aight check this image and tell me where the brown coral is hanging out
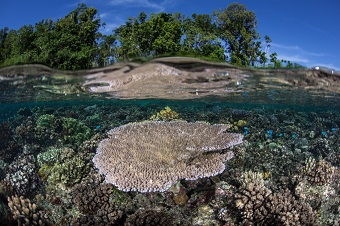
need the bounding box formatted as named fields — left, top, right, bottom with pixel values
left=302, top=157, right=335, bottom=186
left=93, top=121, right=243, bottom=192
left=71, top=174, right=127, bottom=225
left=234, top=171, right=316, bottom=226
left=7, top=194, right=48, bottom=226
left=124, top=208, right=180, bottom=226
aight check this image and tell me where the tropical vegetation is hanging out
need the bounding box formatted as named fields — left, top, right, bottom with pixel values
left=0, top=3, right=304, bottom=70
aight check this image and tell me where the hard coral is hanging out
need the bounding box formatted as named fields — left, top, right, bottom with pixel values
left=71, top=175, right=126, bottom=225
left=235, top=171, right=316, bottom=225
left=4, top=154, right=40, bottom=196
left=0, top=122, right=19, bottom=162
left=150, top=106, right=180, bottom=121
left=93, top=121, right=243, bottom=192
left=7, top=194, right=49, bottom=226
left=47, top=156, right=90, bottom=187
left=124, top=208, right=178, bottom=226
left=35, top=114, right=91, bottom=146
left=302, top=157, right=335, bottom=186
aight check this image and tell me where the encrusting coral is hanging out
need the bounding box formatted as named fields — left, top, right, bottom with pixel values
left=93, top=121, right=243, bottom=192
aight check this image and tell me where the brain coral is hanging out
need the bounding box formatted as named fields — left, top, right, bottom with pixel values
left=93, top=121, right=243, bottom=192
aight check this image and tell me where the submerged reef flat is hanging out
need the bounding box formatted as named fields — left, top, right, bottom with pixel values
left=0, top=101, right=339, bottom=225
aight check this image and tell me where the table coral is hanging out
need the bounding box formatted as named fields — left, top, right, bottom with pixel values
left=93, top=121, right=243, bottom=192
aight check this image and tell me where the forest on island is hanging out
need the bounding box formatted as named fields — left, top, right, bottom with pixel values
left=0, top=3, right=304, bottom=70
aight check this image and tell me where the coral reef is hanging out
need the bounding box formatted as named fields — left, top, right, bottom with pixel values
left=93, top=121, right=243, bottom=192
left=293, top=157, right=338, bottom=225
left=37, top=147, right=63, bottom=167
left=4, top=153, right=40, bottom=196
left=71, top=174, right=128, bottom=225
left=47, top=156, right=90, bottom=187
left=234, top=171, right=316, bottom=225
left=301, top=157, right=335, bottom=186
left=35, top=114, right=91, bottom=146
left=7, top=194, right=49, bottom=225
left=150, top=106, right=180, bottom=121
left=124, top=207, right=187, bottom=226
left=192, top=205, right=219, bottom=226
left=0, top=98, right=339, bottom=225
left=0, top=122, right=19, bottom=162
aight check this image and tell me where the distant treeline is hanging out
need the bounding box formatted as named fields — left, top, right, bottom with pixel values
left=0, top=3, right=304, bottom=70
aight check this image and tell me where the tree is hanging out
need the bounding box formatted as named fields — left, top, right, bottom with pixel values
left=96, top=33, right=117, bottom=66
left=0, top=27, right=9, bottom=62
left=182, top=13, right=225, bottom=60
left=51, top=3, right=101, bottom=69
left=269, top=52, right=282, bottom=68
left=150, top=13, right=182, bottom=55
left=214, top=3, right=263, bottom=66
left=115, top=12, right=182, bottom=60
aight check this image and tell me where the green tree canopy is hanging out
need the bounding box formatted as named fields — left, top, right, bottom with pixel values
left=0, top=3, right=101, bottom=70
left=214, top=3, right=263, bottom=66
left=0, top=2, right=299, bottom=69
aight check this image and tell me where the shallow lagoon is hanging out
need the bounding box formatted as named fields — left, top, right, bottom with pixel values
left=0, top=58, right=339, bottom=225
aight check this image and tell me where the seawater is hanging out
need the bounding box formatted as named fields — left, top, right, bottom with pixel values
left=0, top=62, right=339, bottom=225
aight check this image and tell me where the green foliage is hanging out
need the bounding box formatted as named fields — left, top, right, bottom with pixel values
left=115, top=12, right=182, bottom=60
left=214, top=3, right=263, bottom=66
left=0, top=2, right=300, bottom=69
left=0, top=3, right=101, bottom=69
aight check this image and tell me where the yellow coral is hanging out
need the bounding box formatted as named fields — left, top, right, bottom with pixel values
left=150, top=106, right=179, bottom=121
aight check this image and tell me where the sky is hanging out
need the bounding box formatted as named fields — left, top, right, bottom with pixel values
left=1, top=0, right=339, bottom=70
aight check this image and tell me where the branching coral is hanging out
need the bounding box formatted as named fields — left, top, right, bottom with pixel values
left=35, top=114, right=91, bottom=146
left=234, top=171, right=316, bottom=225
left=93, top=121, right=243, bottom=192
left=7, top=194, right=49, bottom=226
left=71, top=174, right=126, bottom=225
left=4, top=154, right=40, bottom=196
left=150, top=106, right=180, bottom=121
left=47, top=156, right=90, bottom=187
left=301, top=157, right=335, bottom=186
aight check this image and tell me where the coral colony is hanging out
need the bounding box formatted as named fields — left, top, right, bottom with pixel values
left=93, top=121, right=243, bottom=192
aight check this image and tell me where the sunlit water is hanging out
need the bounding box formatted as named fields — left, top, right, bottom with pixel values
left=0, top=59, right=339, bottom=225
